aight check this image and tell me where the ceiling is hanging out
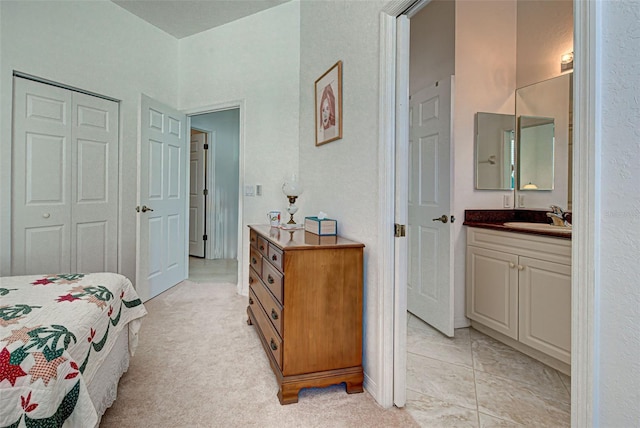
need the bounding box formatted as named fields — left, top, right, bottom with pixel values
left=112, top=0, right=290, bottom=39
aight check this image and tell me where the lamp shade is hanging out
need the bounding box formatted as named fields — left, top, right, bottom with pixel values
left=282, top=173, right=304, bottom=197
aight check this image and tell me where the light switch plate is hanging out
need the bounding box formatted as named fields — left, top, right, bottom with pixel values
left=503, top=195, right=512, bottom=208
left=518, top=194, right=525, bottom=207
left=244, top=185, right=255, bottom=196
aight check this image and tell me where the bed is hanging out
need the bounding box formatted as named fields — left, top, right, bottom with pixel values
left=1, top=272, right=147, bottom=427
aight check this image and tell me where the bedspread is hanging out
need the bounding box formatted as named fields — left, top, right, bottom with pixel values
left=0, top=273, right=147, bottom=428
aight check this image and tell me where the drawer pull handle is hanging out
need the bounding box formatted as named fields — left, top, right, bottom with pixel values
left=270, top=339, right=278, bottom=351
left=271, top=309, right=279, bottom=320
left=272, top=254, right=278, bottom=261
left=252, top=257, right=257, bottom=265
left=249, top=297, right=254, bottom=305
left=268, top=275, right=274, bottom=284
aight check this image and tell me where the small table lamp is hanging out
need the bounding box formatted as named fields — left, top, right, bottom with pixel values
left=282, top=173, right=304, bottom=224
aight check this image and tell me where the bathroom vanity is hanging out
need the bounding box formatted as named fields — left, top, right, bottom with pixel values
left=464, top=210, right=571, bottom=375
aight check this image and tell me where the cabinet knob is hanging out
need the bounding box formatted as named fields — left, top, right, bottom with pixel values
left=260, top=245, right=265, bottom=251
left=271, top=309, right=279, bottom=320
left=249, top=277, right=254, bottom=284
left=517, top=265, right=525, bottom=271
left=249, top=297, right=254, bottom=305
left=270, top=338, right=278, bottom=351
left=509, top=262, right=515, bottom=269
left=252, top=257, right=257, bottom=265
left=272, top=254, right=278, bottom=262
left=267, top=275, right=274, bottom=284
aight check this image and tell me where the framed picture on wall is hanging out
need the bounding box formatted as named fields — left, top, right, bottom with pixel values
left=315, top=61, right=342, bottom=146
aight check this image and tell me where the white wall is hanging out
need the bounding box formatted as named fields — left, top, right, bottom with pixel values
left=0, top=0, right=179, bottom=282
left=178, top=0, right=301, bottom=294
left=453, top=0, right=517, bottom=326
left=298, top=0, right=387, bottom=400
left=191, top=110, right=240, bottom=259
left=597, top=1, right=640, bottom=425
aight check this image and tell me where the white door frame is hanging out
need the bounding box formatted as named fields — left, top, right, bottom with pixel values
left=378, top=0, right=598, bottom=423
left=183, top=100, right=245, bottom=295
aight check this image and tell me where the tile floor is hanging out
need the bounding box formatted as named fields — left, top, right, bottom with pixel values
left=188, top=257, right=238, bottom=283
left=405, top=313, right=571, bottom=427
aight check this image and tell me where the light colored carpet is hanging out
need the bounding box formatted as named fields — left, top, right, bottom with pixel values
left=100, top=280, right=418, bottom=427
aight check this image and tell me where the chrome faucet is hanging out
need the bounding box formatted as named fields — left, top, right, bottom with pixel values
left=547, top=205, right=570, bottom=227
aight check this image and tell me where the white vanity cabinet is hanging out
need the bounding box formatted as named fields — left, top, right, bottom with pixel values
left=466, top=227, right=571, bottom=367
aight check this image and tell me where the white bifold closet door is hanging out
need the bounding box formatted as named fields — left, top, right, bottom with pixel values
left=12, top=77, right=119, bottom=275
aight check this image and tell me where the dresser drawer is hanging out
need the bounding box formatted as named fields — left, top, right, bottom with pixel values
left=250, top=229, right=258, bottom=249
left=267, top=244, right=284, bottom=273
left=262, top=261, right=284, bottom=304
left=257, top=236, right=269, bottom=257
left=250, top=247, right=262, bottom=276
left=250, top=288, right=283, bottom=370
left=251, top=278, right=283, bottom=337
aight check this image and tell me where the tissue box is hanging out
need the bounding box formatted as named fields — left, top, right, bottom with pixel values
left=304, top=216, right=337, bottom=236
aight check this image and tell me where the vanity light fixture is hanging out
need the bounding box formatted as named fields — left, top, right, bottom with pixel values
left=560, top=52, right=574, bottom=72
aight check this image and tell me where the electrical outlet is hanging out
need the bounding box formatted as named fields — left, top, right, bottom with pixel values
left=503, top=195, right=512, bottom=208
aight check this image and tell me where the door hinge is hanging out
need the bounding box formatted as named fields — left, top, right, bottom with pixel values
left=203, top=234, right=208, bottom=241
left=394, top=223, right=406, bottom=238
left=203, top=189, right=208, bottom=196
left=204, top=143, right=209, bottom=150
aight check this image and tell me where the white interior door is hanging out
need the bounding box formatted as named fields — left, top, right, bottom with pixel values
left=406, top=77, right=454, bottom=337
left=12, top=77, right=118, bottom=275
left=189, top=132, right=206, bottom=257
left=137, top=95, right=188, bottom=301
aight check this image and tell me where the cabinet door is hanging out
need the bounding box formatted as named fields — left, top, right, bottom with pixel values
left=466, top=246, right=519, bottom=339
left=518, top=257, right=571, bottom=364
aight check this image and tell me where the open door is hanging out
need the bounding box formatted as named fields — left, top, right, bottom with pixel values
left=189, top=131, right=207, bottom=257
left=136, top=95, right=188, bottom=301
left=406, top=77, right=455, bottom=337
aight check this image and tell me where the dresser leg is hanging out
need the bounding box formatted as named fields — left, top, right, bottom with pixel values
left=345, top=380, right=364, bottom=394
left=277, top=385, right=300, bottom=405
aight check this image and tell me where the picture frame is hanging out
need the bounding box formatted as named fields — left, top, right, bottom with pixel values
left=315, top=61, right=342, bottom=146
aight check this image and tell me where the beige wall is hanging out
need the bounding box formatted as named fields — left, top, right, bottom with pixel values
left=516, top=0, right=573, bottom=88
left=410, top=0, right=455, bottom=93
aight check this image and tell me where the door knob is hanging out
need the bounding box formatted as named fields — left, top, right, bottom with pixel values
left=136, top=205, right=154, bottom=213
left=432, top=215, right=449, bottom=223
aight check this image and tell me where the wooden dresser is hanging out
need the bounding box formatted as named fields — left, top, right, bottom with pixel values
left=246, top=225, right=364, bottom=404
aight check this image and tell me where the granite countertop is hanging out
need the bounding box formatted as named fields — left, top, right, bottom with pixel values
left=463, top=209, right=572, bottom=239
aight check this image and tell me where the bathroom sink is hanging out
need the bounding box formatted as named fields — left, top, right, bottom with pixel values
left=503, top=222, right=572, bottom=234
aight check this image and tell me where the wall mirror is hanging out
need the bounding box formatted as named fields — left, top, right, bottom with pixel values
left=474, top=73, right=572, bottom=210
left=515, top=73, right=572, bottom=208
left=517, top=116, right=554, bottom=191
left=475, top=113, right=515, bottom=190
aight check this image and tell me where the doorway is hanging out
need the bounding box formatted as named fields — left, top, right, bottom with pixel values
left=187, top=108, right=240, bottom=279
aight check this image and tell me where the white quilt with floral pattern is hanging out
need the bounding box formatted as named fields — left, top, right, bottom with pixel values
left=0, top=273, right=147, bottom=428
